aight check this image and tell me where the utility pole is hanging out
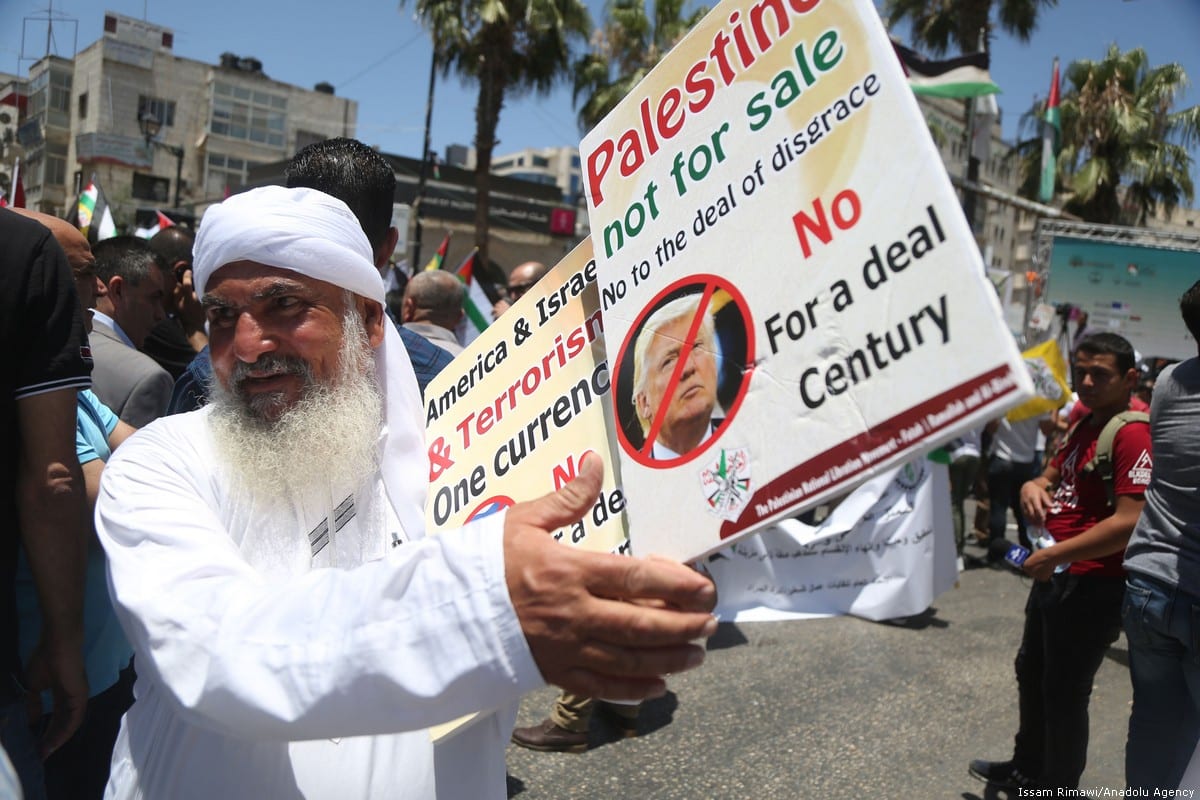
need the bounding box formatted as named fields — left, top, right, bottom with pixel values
left=411, top=34, right=437, bottom=270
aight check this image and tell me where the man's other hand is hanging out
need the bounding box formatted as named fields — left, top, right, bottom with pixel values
left=1019, top=480, right=1052, bottom=525
left=503, top=455, right=717, bottom=701
left=24, top=635, right=88, bottom=758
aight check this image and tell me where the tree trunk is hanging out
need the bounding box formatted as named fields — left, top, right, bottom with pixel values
left=473, top=48, right=507, bottom=275
left=955, top=0, right=991, bottom=54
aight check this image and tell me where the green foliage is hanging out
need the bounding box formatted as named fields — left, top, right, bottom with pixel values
left=1014, top=45, right=1199, bottom=224
left=884, top=0, right=1058, bottom=55
left=402, top=0, right=591, bottom=263
left=572, top=0, right=710, bottom=133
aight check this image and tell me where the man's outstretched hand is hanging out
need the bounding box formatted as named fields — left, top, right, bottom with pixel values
left=503, top=456, right=717, bottom=701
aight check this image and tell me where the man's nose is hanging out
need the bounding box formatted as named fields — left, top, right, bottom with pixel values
left=232, top=313, right=276, bottom=364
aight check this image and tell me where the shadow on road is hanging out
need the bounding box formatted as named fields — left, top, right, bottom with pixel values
left=707, top=622, right=749, bottom=651
left=1105, top=644, right=1129, bottom=668
left=876, top=606, right=949, bottom=631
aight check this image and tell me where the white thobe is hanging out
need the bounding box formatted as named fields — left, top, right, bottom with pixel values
left=97, top=409, right=544, bottom=799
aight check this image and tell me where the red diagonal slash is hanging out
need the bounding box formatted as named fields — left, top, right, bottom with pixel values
left=640, top=282, right=717, bottom=458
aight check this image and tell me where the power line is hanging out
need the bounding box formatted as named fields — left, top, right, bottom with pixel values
left=336, top=30, right=425, bottom=89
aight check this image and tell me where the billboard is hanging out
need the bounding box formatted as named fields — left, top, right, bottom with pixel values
left=1044, top=236, right=1199, bottom=360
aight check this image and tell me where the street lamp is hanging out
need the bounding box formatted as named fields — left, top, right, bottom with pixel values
left=138, top=109, right=184, bottom=209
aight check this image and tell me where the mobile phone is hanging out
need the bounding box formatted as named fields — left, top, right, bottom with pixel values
left=1004, top=543, right=1031, bottom=569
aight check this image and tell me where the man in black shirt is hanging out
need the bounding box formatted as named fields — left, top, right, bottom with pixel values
left=0, top=208, right=92, bottom=794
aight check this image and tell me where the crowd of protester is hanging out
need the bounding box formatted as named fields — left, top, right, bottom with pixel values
left=1, top=136, right=1198, bottom=797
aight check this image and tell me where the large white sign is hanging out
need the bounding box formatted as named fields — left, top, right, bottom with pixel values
left=580, top=0, right=1030, bottom=561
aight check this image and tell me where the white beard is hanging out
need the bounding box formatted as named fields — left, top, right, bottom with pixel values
left=208, top=311, right=383, bottom=531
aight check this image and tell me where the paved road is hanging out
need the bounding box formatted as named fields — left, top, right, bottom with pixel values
left=504, top=538, right=1132, bottom=800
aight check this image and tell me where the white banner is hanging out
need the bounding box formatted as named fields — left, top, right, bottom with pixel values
left=709, top=459, right=957, bottom=622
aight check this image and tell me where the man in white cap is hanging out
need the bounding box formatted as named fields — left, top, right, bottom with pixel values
left=95, top=187, right=716, bottom=798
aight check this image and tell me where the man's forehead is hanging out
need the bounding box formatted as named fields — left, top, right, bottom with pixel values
left=203, top=260, right=354, bottom=309
left=208, top=260, right=317, bottom=290
left=1074, top=351, right=1119, bottom=367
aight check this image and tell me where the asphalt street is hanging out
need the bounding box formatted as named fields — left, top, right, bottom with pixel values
left=504, top=535, right=1132, bottom=800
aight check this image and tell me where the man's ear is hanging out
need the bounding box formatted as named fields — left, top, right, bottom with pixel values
left=92, top=275, right=108, bottom=299
left=361, top=299, right=388, bottom=348
left=375, top=227, right=400, bottom=271
left=107, top=275, right=125, bottom=304
left=400, top=296, right=416, bottom=324
left=635, top=390, right=650, bottom=423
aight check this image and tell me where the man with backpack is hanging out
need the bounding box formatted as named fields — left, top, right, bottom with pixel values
left=970, top=332, right=1151, bottom=792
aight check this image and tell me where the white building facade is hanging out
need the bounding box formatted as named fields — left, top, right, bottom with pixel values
left=17, top=11, right=356, bottom=224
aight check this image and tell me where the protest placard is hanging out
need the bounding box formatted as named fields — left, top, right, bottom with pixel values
left=580, top=0, right=1032, bottom=562
left=423, top=240, right=627, bottom=555
left=1006, top=339, right=1071, bottom=423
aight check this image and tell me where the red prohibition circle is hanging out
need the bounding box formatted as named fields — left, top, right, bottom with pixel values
left=466, top=495, right=515, bottom=521
left=613, top=274, right=755, bottom=469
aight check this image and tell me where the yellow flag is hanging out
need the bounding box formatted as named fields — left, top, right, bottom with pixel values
left=1007, top=339, right=1071, bottom=422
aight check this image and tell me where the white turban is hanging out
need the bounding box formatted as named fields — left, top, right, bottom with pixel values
left=194, top=185, right=428, bottom=543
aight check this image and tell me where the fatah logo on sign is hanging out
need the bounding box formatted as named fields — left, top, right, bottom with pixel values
left=700, top=448, right=752, bottom=522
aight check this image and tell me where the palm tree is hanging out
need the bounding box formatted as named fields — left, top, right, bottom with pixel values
left=1059, top=46, right=1198, bottom=224
left=883, top=0, right=1058, bottom=55
left=403, top=0, right=591, bottom=269
left=572, top=0, right=709, bottom=133
left=1013, top=46, right=1200, bottom=224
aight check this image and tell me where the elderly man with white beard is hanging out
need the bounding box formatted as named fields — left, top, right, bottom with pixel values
left=95, top=187, right=717, bottom=799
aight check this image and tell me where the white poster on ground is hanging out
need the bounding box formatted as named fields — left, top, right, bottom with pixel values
left=709, top=459, right=957, bottom=622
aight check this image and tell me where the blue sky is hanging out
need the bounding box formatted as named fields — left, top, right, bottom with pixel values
left=3, top=0, right=1198, bottom=204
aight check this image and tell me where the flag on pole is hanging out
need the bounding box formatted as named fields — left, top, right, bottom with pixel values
left=1039, top=58, right=1061, bottom=203
left=423, top=232, right=450, bottom=272
left=453, top=249, right=494, bottom=347
left=893, top=42, right=1000, bottom=98
left=1, top=158, right=26, bottom=208
left=77, top=177, right=117, bottom=244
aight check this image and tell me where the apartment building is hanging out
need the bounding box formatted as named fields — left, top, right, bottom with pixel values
left=13, top=11, right=355, bottom=223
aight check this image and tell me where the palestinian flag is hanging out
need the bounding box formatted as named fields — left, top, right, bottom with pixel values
left=77, top=178, right=117, bottom=244
left=134, top=209, right=176, bottom=239
left=452, top=249, right=496, bottom=347
left=423, top=232, right=450, bottom=272
left=1039, top=59, right=1061, bottom=203
left=894, top=42, right=1000, bottom=98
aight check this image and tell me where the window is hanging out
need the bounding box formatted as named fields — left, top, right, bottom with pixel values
left=532, top=155, right=549, bottom=168
left=294, top=130, right=326, bottom=152
left=77, top=91, right=88, bottom=120
left=27, top=69, right=70, bottom=129
left=44, top=155, right=66, bottom=187
left=48, top=71, right=71, bottom=115
left=209, top=81, right=286, bottom=147
left=22, top=152, right=42, bottom=190
left=132, top=173, right=170, bottom=202
left=138, top=95, right=176, bottom=128
left=204, top=152, right=261, bottom=198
